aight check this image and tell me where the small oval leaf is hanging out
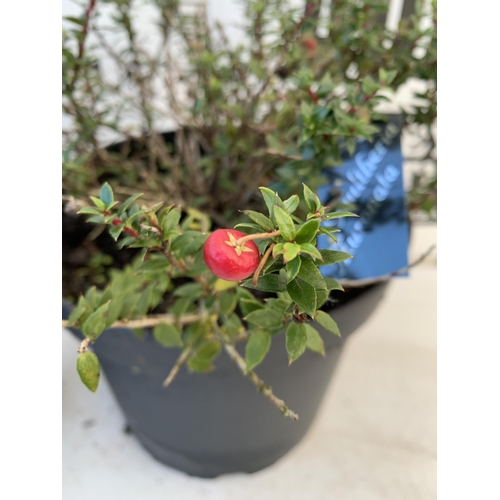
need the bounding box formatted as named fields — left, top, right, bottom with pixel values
left=77, top=351, right=100, bottom=392
left=286, top=323, right=307, bottom=364
left=245, top=330, right=271, bottom=371
left=153, top=322, right=183, bottom=347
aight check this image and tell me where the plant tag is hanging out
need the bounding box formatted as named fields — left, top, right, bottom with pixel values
left=316, top=115, right=409, bottom=280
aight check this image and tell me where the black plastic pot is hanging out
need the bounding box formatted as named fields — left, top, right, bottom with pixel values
left=62, top=281, right=388, bottom=478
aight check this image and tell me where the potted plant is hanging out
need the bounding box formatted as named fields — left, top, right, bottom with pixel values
left=62, top=0, right=437, bottom=477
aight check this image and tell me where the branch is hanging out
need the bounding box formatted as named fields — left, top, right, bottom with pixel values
left=223, top=343, right=299, bottom=420
left=62, top=312, right=206, bottom=331
left=163, top=345, right=192, bottom=388
left=339, top=244, right=436, bottom=288
left=77, top=337, right=91, bottom=354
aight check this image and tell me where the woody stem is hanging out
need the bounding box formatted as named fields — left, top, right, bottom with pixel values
left=252, top=243, right=275, bottom=286
left=235, top=229, right=281, bottom=246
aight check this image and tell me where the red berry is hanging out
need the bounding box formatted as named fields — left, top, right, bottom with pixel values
left=302, top=38, right=317, bottom=51
left=203, top=229, right=260, bottom=281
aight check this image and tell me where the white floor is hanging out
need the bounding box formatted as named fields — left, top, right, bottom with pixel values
left=62, top=224, right=436, bottom=499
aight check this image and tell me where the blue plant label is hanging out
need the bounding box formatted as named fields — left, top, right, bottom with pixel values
left=316, top=115, right=409, bottom=281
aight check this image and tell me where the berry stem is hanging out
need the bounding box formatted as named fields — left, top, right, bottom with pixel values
left=252, top=243, right=275, bottom=286
left=235, top=229, right=281, bottom=246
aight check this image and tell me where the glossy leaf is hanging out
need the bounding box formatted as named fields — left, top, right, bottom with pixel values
left=153, top=322, right=183, bottom=347
left=283, top=242, right=301, bottom=263
left=294, top=219, right=320, bottom=244
left=245, top=308, right=283, bottom=329
left=82, top=302, right=110, bottom=341
left=302, top=183, right=321, bottom=213
left=273, top=206, right=296, bottom=241
left=245, top=330, right=271, bottom=370
left=241, top=273, right=286, bottom=292
left=77, top=351, right=100, bottom=392
left=298, top=256, right=327, bottom=290
left=299, top=243, right=323, bottom=261
left=285, top=257, right=301, bottom=282
left=304, top=324, right=325, bottom=356
left=315, top=310, right=341, bottom=337
left=283, top=194, right=300, bottom=214
left=99, top=183, right=114, bottom=207
left=285, top=323, right=307, bottom=364
left=242, top=210, right=275, bottom=231
left=316, top=250, right=352, bottom=266
left=286, top=277, right=317, bottom=317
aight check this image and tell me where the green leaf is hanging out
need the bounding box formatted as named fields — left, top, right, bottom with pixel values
left=272, top=243, right=284, bottom=258
left=67, top=304, right=86, bottom=326
left=283, top=242, right=301, bottom=263
left=241, top=273, right=286, bottom=292
left=238, top=298, right=263, bottom=316
left=109, top=224, right=124, bottom=241
left=170, top=232, right=207, bottom=258
left=77, top=351, right=100, bottom=392
left=138, top=256, right=169, bottom=273
left=273, top=206, right=296, bottom=241
left=90, top=197, right=106, bottom=211
left=174, top=282, right=203, bottom=297
left=105, top=298, right=123, bottom=327
left=315, top=310, right=341, bottom=337
left=318, top=226, right=339, bottom=242
left=100, top=183, right=114, bottom=207
left=245, top=330, right=271, bottom=370
left=162, top=208, right=181, bottom=234
left=302, top=183, right=321, bottom=213
left=219, top=292, right=238, bottom=316
left=171, top=296, right=192, bottom=318
left=316, top=249, right=352, bottom=266
left=214, top=279, right=238, bottom=292
left=294, top=219, right=320, bottom=244
left=322, top=211, right=358, bottom=220
left=117, top=193, right=143, bottom=217
left=153, top=322, right=183, bottom=347
left=259, top=187, right=285, bottom=219
left=299, top=243, right=323, bottom=261
left=136, top=286, right=153, bottom=316
left=316, top=290, right=329, bottom=308
left=304, top=324, right=325, bottom=356
left=283, top=195, right=300, bottom=214
left=325, top=277, right=344, bottom=291
left=82, top=302, right=110, bottom=341
left=286, top=257, right=301, bottom=282
left=194, top=340, right=221, bottom=361
left=285, top=323, right=307, bottom=364
left=345, top=137, right=357, bottom=157
left=234, top=222, right=265, bottom=232
left=222, top=313, right=244, bottom=337
left=245, top=308, right=283, bottom=329
left=64, top=15, right=85, bottom=26
left=187, top=358, right=214, bottom=373
left=287, top=277, right=317, bottom=317
left=77, top=207, right=102, bottom=215
left=242, top=210, right=275, bottom=231
left=298, top=256, right=327, bottom=290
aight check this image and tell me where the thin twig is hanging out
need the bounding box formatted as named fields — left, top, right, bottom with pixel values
left=339, top=244, right=436, bottom=288
left=223, top=343, right=299, bottom=420
left=77, top=338, right=92, bottom=354
left=62, top=312, right=206, bottom=331
left=163, top=346, right=192, bottom=387
left=253, top=243, right=275, bottom=286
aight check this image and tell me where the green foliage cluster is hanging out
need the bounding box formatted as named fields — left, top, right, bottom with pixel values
left=70, top=183, right=353, bottom=404
left=62, top=0, right=437, bottom=417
